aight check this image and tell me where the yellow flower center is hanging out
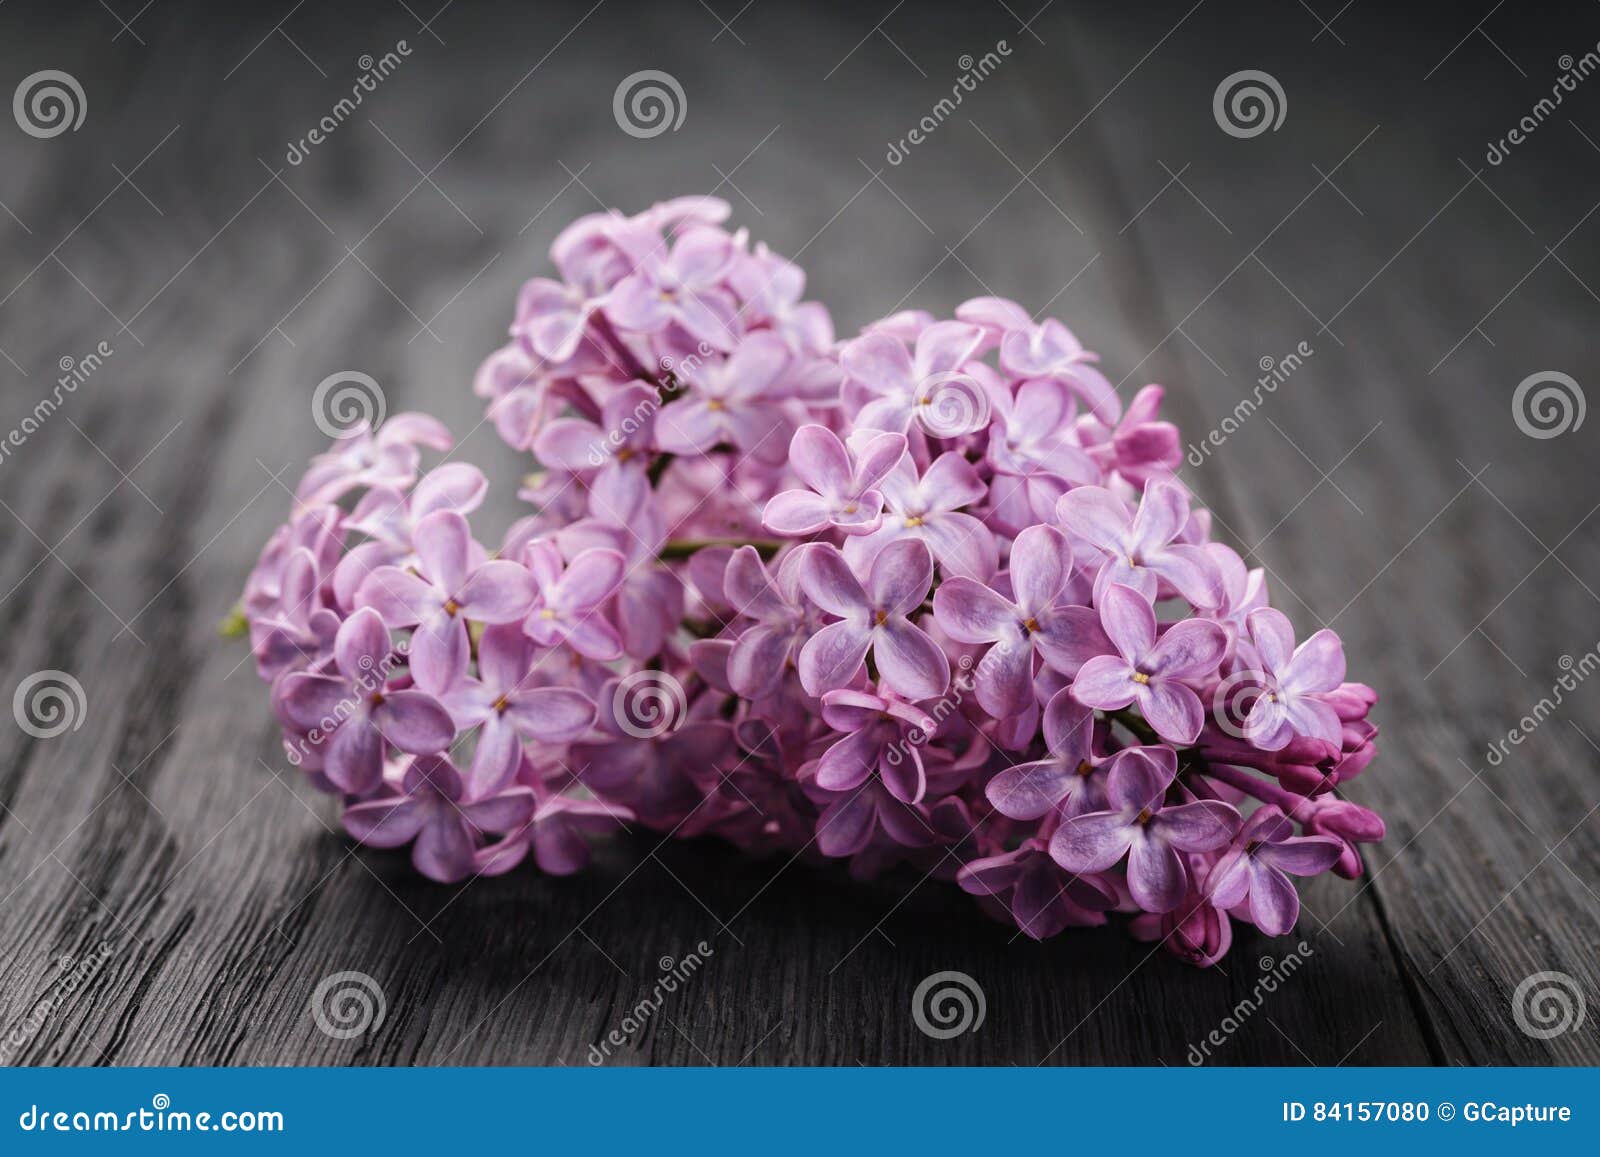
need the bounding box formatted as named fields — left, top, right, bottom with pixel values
left=1131, top=671, right=1151, bottom=685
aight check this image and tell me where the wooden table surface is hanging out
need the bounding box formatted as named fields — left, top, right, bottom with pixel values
left=0, top=0, right=1596, bottom=1066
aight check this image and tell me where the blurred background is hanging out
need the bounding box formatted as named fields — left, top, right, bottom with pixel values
left=0, top=0, right=1595, bottom=1065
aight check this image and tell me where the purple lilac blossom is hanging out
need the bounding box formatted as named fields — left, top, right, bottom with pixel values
left=237, top=198, right=1384, bottom=965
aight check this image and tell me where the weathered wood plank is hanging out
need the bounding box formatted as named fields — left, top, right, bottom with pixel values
left=0, top=0, right=1591, bottom=1067
left=1044, top=1, right=1600, bottom=1064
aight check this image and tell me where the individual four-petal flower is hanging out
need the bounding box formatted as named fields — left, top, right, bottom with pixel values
left=932, top=525, right=1108, bottom=717
left=723, top=545, right=816, bottom=701
left=1206, top=805, right=1343, bottom=934
left=984, top=689, right=1106, bottom=820
left=1056, top=479, right=1221, bottom=608
left=1070, top=584, right=1227, bottom=745
left=842, top=450, right=998, bottom=580
left=522, top=540, right=627, bottom=661
left=276, top=608, right=456, bottom=794
left=438, top=624, right=597, bottom=795
left=356, top=510, right=537, bottom=693
left=1049, top=746, right=1240, bottom=912
left=653, top=333, right=794, bottom=464
left=1242, top=608, right=1347, bottom=751
left=762, top=425, right=907, bottom=536
left=341, top=754, right=538, bottom=884
left=798, top=539, right=950, bottom=700
left=840, top=320, right=985, bottom=435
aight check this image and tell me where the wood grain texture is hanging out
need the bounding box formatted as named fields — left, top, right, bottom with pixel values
left=0, top=0, right=1594, bottom=1067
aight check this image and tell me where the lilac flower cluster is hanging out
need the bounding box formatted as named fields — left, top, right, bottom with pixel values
left=240, top=197, right=1384, bottom=964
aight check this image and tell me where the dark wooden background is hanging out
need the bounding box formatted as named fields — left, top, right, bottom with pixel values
left=0, top=0, right=1596, bottom=1066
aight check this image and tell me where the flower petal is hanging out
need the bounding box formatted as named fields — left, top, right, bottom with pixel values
left=408, top=618, right=469, bottom=694
left=506, top=686, right=596, bottom=743
left=1104, top=745, right=1176, bottom=813
left=413, top=510, right=472, bottom=594
left=973, top=639, right=1035, bottom=717
left=1259, top=834, right=1344, bottom=876
left=1008, top=524, right=1071, bottom=614
left=458, top=560, right=536, bottom=622
left=1156, top=799, right=1241, bottom=853
left=1135, top=678, right=1205, bottom=745
left=788, top=425, right=852, bottom=497
left=815, top=791, right=877, bottom=857
left=1131, top=478, right=1190, bottom=552
left=727, top=624, right=794, bottom=700
left=986, top=757, right=1076, bottom=820
left=412, top=816, right=475, bottom=883
left=342, top=797, right=426, bottom=848
left=867, top=538, right=933, bottom=615
left=874, top=618, right=950, bottom=700
left=374, top=689, right=456, bottom=754
left=324, top=717, right=384, bottom=794
left=1286, top=629, right=1347, bottom=694
left=1033, top=605, right=1114, bottom=676
left=932, top=577, right=1016, bottom=644
left=1247, top=607, right=1297, bottom=675
left=1067, top=654, right=1136, bottom=711
left=1147, top=618, right=1227, bottom=680
left=802, top=545, right=869, bottom=619
left=1049, top=810, right=1134, bottom=874
left=1055, top=486, right=1132, bottom=554
left=797, top=619, right=871, bottom=696
left=1245, top=860, right=1301, bottom=936
left=558, top=548, right=626, bottom=611
left=1097, top=583, right=1156, bottom=663
left=762, top=489, right=834, bottom=535
left=1126, top=832, right=1188, bottom=912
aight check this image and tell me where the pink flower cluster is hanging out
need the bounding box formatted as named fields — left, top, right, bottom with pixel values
left=240, top=197, right=1383, bottom=965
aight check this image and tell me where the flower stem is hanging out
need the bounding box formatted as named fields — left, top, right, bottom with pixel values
left=218, top=604, right=248, bottom=639
left=659, top=537, right=786, bottom=561
left=1198, top=760, right=1296, bottom=808
left=647, top=452, right=676, bottom=487
left=590, top=313, right=658, bottom=386
left=1107, top=708, right=1159, bottom=746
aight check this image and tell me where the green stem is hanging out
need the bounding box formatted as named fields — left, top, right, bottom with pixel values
left=1107, top=708, right=1159, bottom=746
left=646, top=452, right=676, bottom=486
left=218, top=604, right=248, bottom=639
left=659, top=537, right=787, bottom=561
